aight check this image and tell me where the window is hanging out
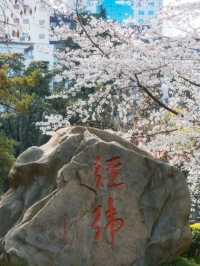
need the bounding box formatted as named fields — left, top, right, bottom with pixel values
left=26, top=50, right=33, bottom=60
left=39, top=33, right=45, bottom=39
left=12, top=30, right=19, bottom=38
left=23, top=19, right=29, bottom=24
left=148, top=10, right=154, bottom=16
left=40, top=2, right=46, bottom=9
left=138, top=1, right=143, bottom=7
left=148, top=1, right=155, bottom=7
left=14, top=18, right=20, bottom=23
left=139, top=18, right=144, bottom=24
left=14, top=4, right=20, bottom=9
left=20, top=32, right=29, bottom=41
left=39, top=19, right=45, bottom=26
left=139, top=10, right=145, bottom=16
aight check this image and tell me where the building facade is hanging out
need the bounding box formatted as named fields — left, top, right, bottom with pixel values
left=132, top=0, right=163, bottom=25
left=0, top=0, right=163, bottom=69
left=99, top=0, right=163, bottom=25
left=84, top=0, right=101, bottom=13
left=0, top=0, right=54, bottom=66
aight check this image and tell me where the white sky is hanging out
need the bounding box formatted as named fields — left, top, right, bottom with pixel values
left=164, top=0, right=200, bottom=6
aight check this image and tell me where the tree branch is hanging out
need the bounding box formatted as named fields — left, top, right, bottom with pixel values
left=75, top=0, right=109, bottom=58
left=0, top=102, right=16, bottom=112
left=133, top=74, right=180, bottom=116
left=179, top=75, right=200, bottom=88
left=132, top=128, right=179, bottom=139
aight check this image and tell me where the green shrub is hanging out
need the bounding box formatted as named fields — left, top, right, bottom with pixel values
left=191, top=224, right=200, bottom=231
left=0, top=133, right=15, bottom=193
left=162, top=257, right=200, bottom=266
left=162, top=224, right=200, bottom=266
left=188, top=224, right=200, bottom=257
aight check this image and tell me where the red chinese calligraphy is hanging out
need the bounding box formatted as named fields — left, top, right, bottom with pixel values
left=91, top=205, right=102, bottom=241
left=94, top=155, right=126, bottom=190
left=91, top=198, right=124, bottom=247
left=91, top=155, right=126, bottom=247
left=94, top=156, right=103, bottom=190
left=106, top=196, right=124, bottom=248
left=106, top=156, right=127, bottom=189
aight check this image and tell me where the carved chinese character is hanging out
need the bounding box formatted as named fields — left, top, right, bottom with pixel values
left=106, top=156, right=127, bottom=189
left=94, top=156, right=103, bottom=190
left=91, top=205, right=102, bottom=241
left=105, top=196, right=124, bottom=248
left=91, top=198, right=124, bottom=247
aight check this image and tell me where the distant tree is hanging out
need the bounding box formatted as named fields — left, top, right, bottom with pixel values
left=0, top=54, right=54, bottom=192
left=0, top=54, right=41, bottom=113
left=0, top=54, right=53, bottom=155
left=0, top=133, right=15, bottom=193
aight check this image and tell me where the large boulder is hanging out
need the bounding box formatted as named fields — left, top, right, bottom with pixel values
left=0, top=126, right=191, bottom=266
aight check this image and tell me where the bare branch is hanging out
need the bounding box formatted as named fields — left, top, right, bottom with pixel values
left=179, top=75, right=200, bottom=87
left=133, top=74, right=180, bottom=116
left=132, top=128, right=179, bottom=139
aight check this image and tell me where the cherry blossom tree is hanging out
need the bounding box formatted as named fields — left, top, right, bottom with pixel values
left=39, top=0, right=200, bottom=219
left=41, top=0, right=199, bottom=127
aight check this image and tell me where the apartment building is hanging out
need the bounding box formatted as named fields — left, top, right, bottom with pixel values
left=0, top=0, right=54, bottom=66
left=132, top=0, right=163, bottom=25
left=100, top=0, right=163, bottom=24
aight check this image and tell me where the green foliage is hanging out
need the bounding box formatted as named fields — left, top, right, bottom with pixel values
left=0, top=53, right=53, bottom=192
left=0, top=54, right=53, bottom=151
left=162, top=225, right=200, bottom=266
left=162, top=257, right=200, bottom=266
left=191, top=224, right=200, bottom=231
left=0, top=133, right=15, bottom=193
left=187, top=226, right=200, bottom=257
left=0, top=54, right=54, bottom=113
left=24, top=61, right=53, bottom=97
left=0, top=55, right=42, bottom=113
left=0, top=53, right=24, bottom=74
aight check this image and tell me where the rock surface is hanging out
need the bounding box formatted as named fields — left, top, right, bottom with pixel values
left=0, top=126, right=191, bottom=266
